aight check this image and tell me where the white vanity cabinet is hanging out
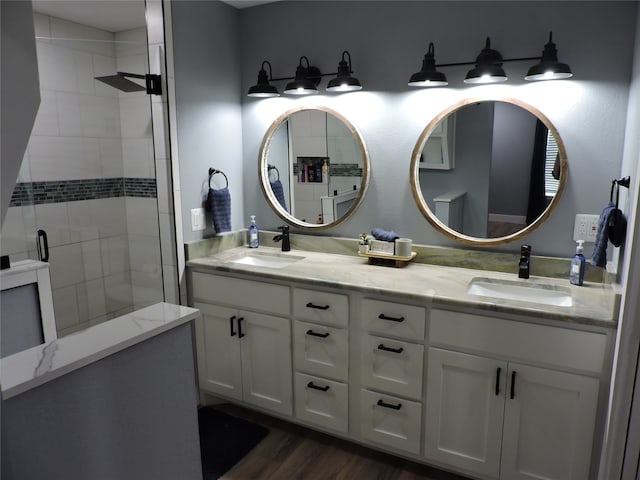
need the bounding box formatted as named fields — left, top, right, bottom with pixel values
left=292, top=288, right=349, bottom=433
left=191, top=272, right=292, bottom=416
left=425, top=309, right=605, bottom=480
left=358, top=298, right=426, bottom=455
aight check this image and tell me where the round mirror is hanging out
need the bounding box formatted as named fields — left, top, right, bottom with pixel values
left=259, top=106, right=370, bottom=229
left=410, top=98, right=568, bottom=246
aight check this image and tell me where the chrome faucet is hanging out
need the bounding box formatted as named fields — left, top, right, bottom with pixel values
left=273, top=225, right=291, bottom=252
left=518, top=245, right=531, bottom=279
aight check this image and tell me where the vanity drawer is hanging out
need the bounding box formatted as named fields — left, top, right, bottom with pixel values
left=294, top=320, right=348, bottom=381
left=191, top=272, right=290, bottom=316
left=361, top=334, right=424, bottom=400
left=362, top=299, right=426, bottom=341
left=293, top=288, right=349, bottom=327
left=294, top=373, right=348, bottom=433
left=429, top=309, right=608, bottom=374
left=359, top=389, right=422, bottom=454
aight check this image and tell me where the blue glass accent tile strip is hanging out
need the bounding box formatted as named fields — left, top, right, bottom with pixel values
left=10, top=178, right=157, bottom=206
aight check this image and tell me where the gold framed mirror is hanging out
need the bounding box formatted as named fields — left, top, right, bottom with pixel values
left=259, top=105, right=370, bottom=230
left=410, top=98, right=568, bottom=246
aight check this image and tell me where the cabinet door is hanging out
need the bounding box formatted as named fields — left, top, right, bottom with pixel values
left=240, top=312, right=293, bottom=416
left=425, top=348, right=506, bottom=479
left=500, top=363, right=600, bottom=480
left=195, top=302, right=242, bottom=401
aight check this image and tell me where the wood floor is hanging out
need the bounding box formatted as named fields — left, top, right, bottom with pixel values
left=213, top=403, right=472, bottom=480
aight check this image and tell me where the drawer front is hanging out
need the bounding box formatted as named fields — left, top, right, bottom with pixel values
left=359, top=389, right=422, bottom=454
left=191, top=271, right=290, bottom=316
left=430, top=309, right=608, bottom=374
left=293, top=288, right=349, bottom=327
left=361, top=335, right=424, bottom=400
left=294, top=373, right=348, bottom=433
left=362, top=299, right=425, bottom=341
left=294, top=321, right=348, bottom=381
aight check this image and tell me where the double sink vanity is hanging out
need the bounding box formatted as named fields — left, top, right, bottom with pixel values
left=187, top=239, right=617, bottom=480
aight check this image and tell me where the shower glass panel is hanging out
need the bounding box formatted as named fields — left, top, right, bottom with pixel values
left=0, top=5, right=165, bottom=336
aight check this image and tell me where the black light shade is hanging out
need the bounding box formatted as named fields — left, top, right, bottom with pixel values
left=248, top=61, right=279, bottom=97
left=408, top=43, right=448, bottom=87
left=284, top=56, right=319, bottom=95
left=464, top=37, right=508, bottom=84
left=326, top=51, right=362, bottom=92
left=525, top=32, right=573, bottom=81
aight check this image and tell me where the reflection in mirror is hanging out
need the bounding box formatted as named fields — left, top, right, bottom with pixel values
left=259, top=107, right=369, bottom=229
left=410, top=99, right=567, bottom=246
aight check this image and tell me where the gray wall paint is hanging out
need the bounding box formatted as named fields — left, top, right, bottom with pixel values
left=238, top=1, right=637, bottom=257
left=1, top=324, right=202, bottom=480
left=0, top=0, right=40, bottom=226
left=171, top=1, right=244, bottom=243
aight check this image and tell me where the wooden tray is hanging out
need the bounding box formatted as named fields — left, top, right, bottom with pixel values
left=358, top=250, right=416, bottom=268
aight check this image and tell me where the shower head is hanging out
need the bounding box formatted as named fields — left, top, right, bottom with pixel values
left=94, top=72, right=161, bottom=95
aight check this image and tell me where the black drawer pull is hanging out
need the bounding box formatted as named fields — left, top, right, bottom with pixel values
left=377, top=344, right=404, bottom=354
left=306, top=329, right=330, bottom=338
left=495, top=367, right=501, bottom=396
left=510, top=371, right=517, bottom=399
left=377, top=399, right=402, bottom=410
left=307, top=382, right=330, bottom=392
left=229, top=316, right=237, bottom=337
left=238, top=317, right=245, bottom=338
left=306, top=302, right=330, bottom=310
left=378, top=313, right=405, bottom=323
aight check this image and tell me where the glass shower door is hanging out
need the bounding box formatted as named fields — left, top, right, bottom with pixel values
left=0, top=1, right=166, bottom=337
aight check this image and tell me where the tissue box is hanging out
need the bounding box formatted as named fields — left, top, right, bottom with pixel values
left=369, top=240, right=395, bottom=255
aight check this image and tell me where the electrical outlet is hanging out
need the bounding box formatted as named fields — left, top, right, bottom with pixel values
left=573, top=214, right=600, bottom=243
left=191, top=208, right=205, bottom=231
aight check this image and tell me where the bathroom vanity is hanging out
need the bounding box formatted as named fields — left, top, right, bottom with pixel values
left=187, top=246, right=616, bottom=480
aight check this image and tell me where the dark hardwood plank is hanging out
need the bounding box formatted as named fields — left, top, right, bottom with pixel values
left=212, top=403, right=472, bottom=480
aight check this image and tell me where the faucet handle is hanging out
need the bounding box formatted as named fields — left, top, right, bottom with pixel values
left=279, top=225, right=290, bottom=234
left=520, top=244, right=531, bottom=257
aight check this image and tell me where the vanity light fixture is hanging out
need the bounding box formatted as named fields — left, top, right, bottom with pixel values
left=248, top=51, right=363, bottom=98
left=525, top=32, right=573, bottom=81
left=464, top=37, right=508, bottom=84
left=326, top=51, right=363, bottom=92
left=247, top=61, right=280, bottom=97
left=284, top=56, right=321, bottom=95
left=408, top=31, right=572, bottom=88
left=408, top=43, right=448, bottom=87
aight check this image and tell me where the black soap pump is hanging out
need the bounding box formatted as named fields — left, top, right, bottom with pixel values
left=518, top=245, right=531, bottom=279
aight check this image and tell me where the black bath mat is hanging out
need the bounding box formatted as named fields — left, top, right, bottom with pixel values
left=198, top=407, right=269, bottom=480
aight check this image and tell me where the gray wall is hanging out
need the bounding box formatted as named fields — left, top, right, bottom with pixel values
left=171, top=1, right=244, bottom=243
left=238, top=1, right=637, bottom=257
left=0, top=0, right=40, bottom=226
left=2, top=324, right=202, bottom=480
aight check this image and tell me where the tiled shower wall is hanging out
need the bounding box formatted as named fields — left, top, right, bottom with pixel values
left=0, top=13, right=168, bottom=336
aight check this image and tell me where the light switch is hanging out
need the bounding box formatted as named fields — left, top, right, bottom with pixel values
left=191, top=208, right=205, bottom=231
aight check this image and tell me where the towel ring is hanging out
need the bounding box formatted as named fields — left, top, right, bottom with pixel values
left=208, top=168, right=228, bottom=189
left=267, top=164, right=280, bottom=182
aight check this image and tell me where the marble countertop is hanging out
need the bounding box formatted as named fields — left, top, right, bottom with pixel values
left=187, top=247, right=618, bottom=329
left=1, top=302, right=200, bottom=399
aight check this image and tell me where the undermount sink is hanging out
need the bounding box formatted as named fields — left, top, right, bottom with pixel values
left=228, top=251, right=305, bottom=269
left=466, top=277, right=573, bottom=307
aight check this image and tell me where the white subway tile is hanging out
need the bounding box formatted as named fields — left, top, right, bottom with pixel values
left=162, top=264, right=179, bottom=304
left=86, top=277, right=107, bottom=319
left=128, top=234, right=161, bottom=272
left=0, top=207, right=31, bottom=257
left=52, top=285, right=80, bottom=331
left=34, top=202, right=70, bottom=247
left=100, top=235, right=130, bottom=276
left=156, top=159, right=172, bottom=214
left=158, top=212, right=177, bottom=265
left=122, top=138, right=154, bottom=177
left=126, top=197, right=159, bottom=236
left=131, top=269, right=164, bottom=308
left=99, top=138, right=125, bottom=177
left=75, top=282, right=90, bottom=325
left=32, top=90, right=60, bottom=136
left=81, top=239, right=104, bottom=280
left=49, top=243, right=84, bottom=288
left=104, top=271, right=133, bottom=314
left=120, top=95, right=153, bottom=139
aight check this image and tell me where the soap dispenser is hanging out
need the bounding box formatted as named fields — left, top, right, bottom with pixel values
left=569, top=240, right=585, bottom=286
left=248, top=215, right=259, bottom=248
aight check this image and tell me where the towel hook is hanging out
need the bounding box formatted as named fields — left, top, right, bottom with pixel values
left=267, top=164, right=280, bottom=182
left=208, top=168, right=228, bottom=189
left=616, top=176, right=631, bottom=189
